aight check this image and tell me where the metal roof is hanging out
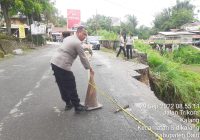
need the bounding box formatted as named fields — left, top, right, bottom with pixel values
left=159, top=31, right=195, bottom=36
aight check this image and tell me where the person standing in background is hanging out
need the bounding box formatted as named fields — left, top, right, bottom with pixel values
left=126, top=34, right=134, bottom=59
left=116, top=33, right=126, bottom=58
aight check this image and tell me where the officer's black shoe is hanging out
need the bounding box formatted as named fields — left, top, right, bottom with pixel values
left=74, top=104, right=88, bottom=113
left=65, top=102, right=73, bottom=111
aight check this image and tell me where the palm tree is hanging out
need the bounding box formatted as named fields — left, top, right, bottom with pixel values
left=125, top=14, right=138, bottom=35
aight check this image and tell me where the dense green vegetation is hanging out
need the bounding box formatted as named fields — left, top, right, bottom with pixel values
left=86, top=15, right=112, bottom=35
left=134, top=41, right=200, bottom=121
left=0, top=0, right=61, bottom=35
left=153, top=0, right=195, bottom=32
left=170, top=46, right=200, bottom=64
left=97, top=30, right=118, bottom=40
left=31, top=35, right=46, bottom=46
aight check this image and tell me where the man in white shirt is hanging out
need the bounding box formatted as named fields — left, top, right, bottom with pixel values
left=126, top=35, right=134, bottom=59
left=116, top=33, right=126, bottom=58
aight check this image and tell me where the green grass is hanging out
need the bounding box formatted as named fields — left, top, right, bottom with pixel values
left=183, top=64, right=200, bottom=73
left=135, top=40, right=200, bottom=122
left=169, top=46, right=200, bottom=64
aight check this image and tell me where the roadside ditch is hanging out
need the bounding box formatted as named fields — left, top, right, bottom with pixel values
left=132, top=48, right=200, bottom=130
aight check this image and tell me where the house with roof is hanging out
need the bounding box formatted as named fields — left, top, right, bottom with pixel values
left=181, top=22, right=200, bottom=32
left=149, top=22, right=200, bottom=51
left=181, top=22, right=200, bottom=41
left=158, top=31, right=195, bottom=44
left=149, top=31, right=195, bottom=45
left=1, top=15, right=29, bottom=37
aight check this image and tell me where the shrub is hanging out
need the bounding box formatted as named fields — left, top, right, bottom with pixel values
left=172, top=46, right=200, bottom=64
left=0, top=33, right=18, bottom=41
left=97, top=30, right=118, bottom=40
left=31, top=35, right=46, bottom=46
left=0, top=50, right=4, bottom=58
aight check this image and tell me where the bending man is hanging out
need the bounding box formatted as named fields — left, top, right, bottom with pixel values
left=50, top=26, right=94, bottom=113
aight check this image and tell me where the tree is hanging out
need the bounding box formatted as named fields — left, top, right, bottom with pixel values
left=40, top=0, right=58, bottom=25
left=170, top=0, right=194, bottom=28
left=111, top=26, right=120, bottom=34
left=137, top=25, right=151, bottom=39
left=172, top=0, right=194, bottom=11
left=0, top=9, right=3, bottom=26
left=0, top=0, right=59, bottom=35
left=86, top=14, right=112, bottom=35
left=55, top=16, right=67, bottom=27
left=14, top=0, right=57, bottom=25
left=125, top=14, right=138, bottom=34
left=97, top=30, right=118, bottom=40
left=153, top=0, right=195, bottom=31
left=120, top=14, right=138, bottom=35
left=153, top=8, right=172, bottom=31
left=0, top=0, right=14, bottom=34
left=171, top=8, right=194, bottom=28
left=14, top=0, right=44, bottom=25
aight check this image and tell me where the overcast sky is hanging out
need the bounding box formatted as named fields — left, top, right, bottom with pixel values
left=55, top=0, right=200, bottom=27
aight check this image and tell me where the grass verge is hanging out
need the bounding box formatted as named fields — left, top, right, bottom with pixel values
left=135, top=40, right=200, bottom=128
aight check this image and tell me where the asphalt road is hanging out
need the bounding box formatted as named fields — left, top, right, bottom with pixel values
left=0, top=43, right=199, bottom=140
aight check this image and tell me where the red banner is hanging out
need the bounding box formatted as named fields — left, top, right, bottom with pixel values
left=67, top=9, right=81, bottom=30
